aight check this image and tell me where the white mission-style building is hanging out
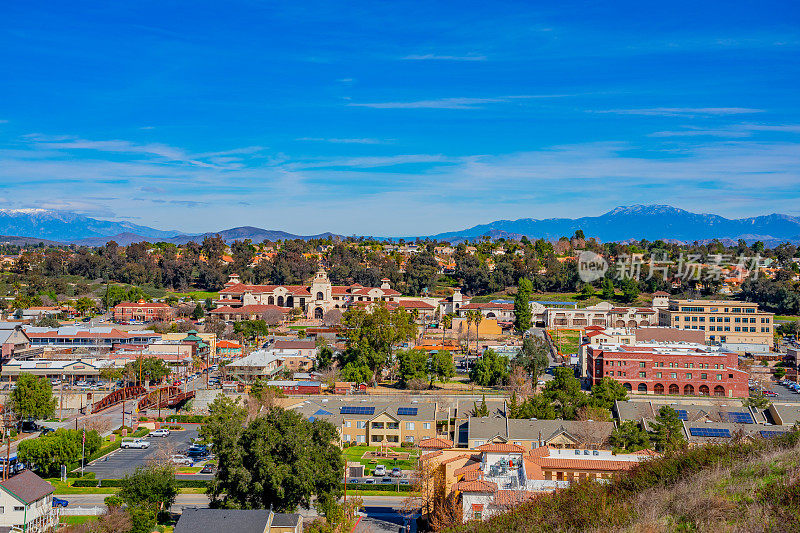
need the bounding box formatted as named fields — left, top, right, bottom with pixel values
left=214, top=268, right=402, bottom=319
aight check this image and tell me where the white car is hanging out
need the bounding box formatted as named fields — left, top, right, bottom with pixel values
left=373, top=465, right=386, bottom=476
left=150, top=429, right=170, bottom=438
left=170, top=454, right=192, bottom=466
left=120, top=438, right=150, bottom=449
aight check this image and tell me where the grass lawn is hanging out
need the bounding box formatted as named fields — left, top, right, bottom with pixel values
left=176, top=467, right=202, bottom=474
left=775, top=315, right=799, bottom=322
left=47, top=479, right=118, bottom=494
left=343, top=446, right=420, bottom=475
left=168, top=290, right=220, bottom=301
left=547, top=329, right=581, bottom=356
left=60, top=516, right=98, bottom=526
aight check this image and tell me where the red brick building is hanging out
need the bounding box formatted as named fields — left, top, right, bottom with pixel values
left=587, top=342, right=748, bottom=398
left=113, top=301, right=175, bottom=323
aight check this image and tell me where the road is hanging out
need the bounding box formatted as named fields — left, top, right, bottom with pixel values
left=84, top=426, right=214, bottom=480
left=57, top=493, right=409, bottom=529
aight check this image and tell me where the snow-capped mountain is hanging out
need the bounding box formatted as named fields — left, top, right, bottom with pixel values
left=0, top=209, right=175, bottom=242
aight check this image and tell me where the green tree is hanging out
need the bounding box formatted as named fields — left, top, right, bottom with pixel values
left=335, top=346, right=374, bottom=384
left=649, top=406, right=687, bottom=452
left=119, top=463, right=178, bottom=532
left=18, top=428, right=101, bottom=477
left=396, top=349, right=429, bottom=388
left=191, top=303, right=205, bottom=320
left=542, top=367, right=586, bottom=420
left=601, top=277, right=615, bottom=300
left=124, top=357, right=171, bottom=384
left=233, top=319, right=269, bottom=342
left=208, top=408, right=344, bottom=512
left=9, top=374, right=56, bottom=424
left=514, top=336, right=550, bottom=383
left=315, top=346, right=333, bottom=370
left=589, top=377, right=629, bottom=410
left=429, top=350, right=455, bottom=385
left=514, top=278, right=533, bottom=333
left=609, top=421, right=651, bottom=453
left=35, top=316, right=62, bottom=328
left=471, top=395, right=489, bottom=417
left=469, top=349, right=509, bottom=386
left=621, top=277, right=640, bottom=303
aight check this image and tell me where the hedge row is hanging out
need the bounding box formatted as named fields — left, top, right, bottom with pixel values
left=166, top=415, right=207, bottom=423
left=72, top=479, right=101, bottom=487
left=344, top=482, right=412, bottom=492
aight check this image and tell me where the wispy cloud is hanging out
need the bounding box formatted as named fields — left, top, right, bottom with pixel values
left=591, top=107, right=764, bottom=117
left=401, top=54, right=487, bottom=61
left=651, top=123, right=800, bottom=137
left=296, top=137, right=387, bottom=144
left=348, top=95, right=566, bottom=109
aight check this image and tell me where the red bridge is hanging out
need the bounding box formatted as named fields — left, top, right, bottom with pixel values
left=137, top=386, right=196, bottom=411
left=91, top=386, right=147, bottom=414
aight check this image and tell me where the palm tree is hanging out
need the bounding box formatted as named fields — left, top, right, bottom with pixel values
left=464, top=312, right=474, bottom=354
left=441, top=313, right=453, bottom=346
left=473, top=312, right=483, bottom=355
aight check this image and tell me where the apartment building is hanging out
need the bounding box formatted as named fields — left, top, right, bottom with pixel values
left=587, top=342, right=749, bottom=397
left=293, top=399, right=438, bottom=447
left=545, top=302, right=658, bottom=329
left=0, top=471, right=58, bottom=533
left=456, top=416, right=615, bottom=451
left=658, top=299, right=773, bottom=348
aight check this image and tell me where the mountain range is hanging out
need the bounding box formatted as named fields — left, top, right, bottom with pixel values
left=0, top=205, right=799, bottom=246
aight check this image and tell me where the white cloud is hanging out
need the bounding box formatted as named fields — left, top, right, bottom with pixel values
left=591, top=107, right=764, bottom=117
left=348, top=95, right=566, bottom=109
left=296, top=137, right=387, bottom=144
left=401, top=54, right=487, bottom=61
left=651, top=123, right=800, bottom=138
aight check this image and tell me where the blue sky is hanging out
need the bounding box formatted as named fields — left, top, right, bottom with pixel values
left=1, top=0, right=799, bottom=235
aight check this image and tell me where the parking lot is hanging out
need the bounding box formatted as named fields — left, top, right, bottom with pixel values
left=85, top=426, right=214, bottom=480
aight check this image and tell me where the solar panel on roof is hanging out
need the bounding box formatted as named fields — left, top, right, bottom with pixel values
left=759, top=430, right=786, bottom=439
left=724, top=412, right=754, bottom=424
left=313, top=409, right=333, bottom=416
left=689, top=427, right=731, bottom=438
left=675, top=410, right=688, bottom=421
left=340, top=406, right=375, bottom=415
left=397, top=407, right=418, bottom=416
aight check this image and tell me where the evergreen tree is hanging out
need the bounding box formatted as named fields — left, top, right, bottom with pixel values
left=514, top=278, right=533, bottom=333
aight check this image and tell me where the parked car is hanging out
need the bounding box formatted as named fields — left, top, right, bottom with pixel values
left=380, top=477, right=393, bottom=484
left=399, top=479, right=410, bottom=485
left=20, top=420, right=39, bottom=433
left=50, top=379, right=62, bottom=386
left=171, top=455, right=193, bottom=466
left=364, top=478, right=376, bottom=485
left=39, top=427, right=55, bottom=436
left=373, top=465, right=386, bottom=476
left=391, top=467, right=402, bottom=477
left=52, top=497, right=69, bottom=508
left=763, top=390, right=778, bottom=397
left=200, top=464, right=215, bottom=474
left=120, top=438, right=151, bottom=449
left=150, top=429, right=170, bottom=438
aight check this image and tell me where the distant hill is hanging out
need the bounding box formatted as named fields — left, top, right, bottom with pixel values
left=427, top=205, right=800, bottom=243
left=2, top=205, right=800, bottom=245
left=0, top=209, right=175, bottom=242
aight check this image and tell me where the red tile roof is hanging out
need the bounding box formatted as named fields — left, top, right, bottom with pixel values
left=209, top=304, right=290, bottom=315
left=476, top=443, right=525, bottom=453
left=397, top=300, right=436, bottom=310
left=453, top=461, right=482, bottom=476
left=419, top=437, right=454, bottom=450
left=535, top=457, right=639, bottom=471
left=455, top=480, right=497, bottom=493
left=460, top=303, right=514, bottom=310
left=493, top=490, right=541, bottom=506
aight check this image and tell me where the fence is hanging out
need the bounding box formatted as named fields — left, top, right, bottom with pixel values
left=59, top=507, right=105, bottom=516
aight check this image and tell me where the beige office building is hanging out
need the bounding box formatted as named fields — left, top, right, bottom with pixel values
left=658, top=299, right=773, bottom=348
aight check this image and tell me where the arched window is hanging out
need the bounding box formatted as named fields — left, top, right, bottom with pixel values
left=699, top=385, right=710, bottom=396
left=668, top=384, right=679, bottom=395
left=654, top=383, right=664, bottom=395
left=286, top=296, right=294, bottom=307
left=683, top=384, right=695, bottom=395
left=637, top=383, right=647, bottom=393
left=623, top=383, right=632, bottom=391
left=486, top=312, right=496, bottom=318
left=713, top=385, right=725, bottom=397
left=268, top=296, right=274, bottom=305
left=316, top=291, right=324, bottom=300
left=314, top=307, right=324, bottom=319
left=277, top=296, right=284, bottom=307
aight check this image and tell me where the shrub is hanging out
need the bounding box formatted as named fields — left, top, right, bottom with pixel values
left=165, top=415, right=206, bottom=423
left=72, top=479, right=99, bottom=487
left=343, top=482, right=412, bottom=492
left=99, top=479, right=124, bottom=487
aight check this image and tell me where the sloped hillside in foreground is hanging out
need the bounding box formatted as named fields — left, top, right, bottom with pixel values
left=457, top=432, right=800, bottom=533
